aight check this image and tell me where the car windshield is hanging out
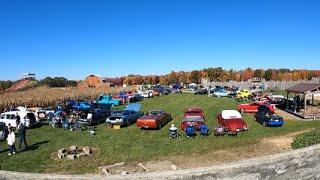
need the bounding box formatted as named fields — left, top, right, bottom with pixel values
left=149, top=111, right=163, bottom=115
left=112, top=111, right=125, bottom=116
left=183, top=116, right=204, bottom=122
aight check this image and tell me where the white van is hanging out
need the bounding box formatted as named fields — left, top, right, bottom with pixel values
left=0, top=107, right=37, bottom=128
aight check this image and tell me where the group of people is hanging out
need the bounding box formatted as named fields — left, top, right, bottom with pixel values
left=0, top=113, right=28, bottom=156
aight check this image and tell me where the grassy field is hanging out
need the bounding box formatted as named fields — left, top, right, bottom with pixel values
left=1, top=93, right=320, bottom=174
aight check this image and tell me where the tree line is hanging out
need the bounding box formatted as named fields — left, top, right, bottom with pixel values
left=0, top=77, right=78, bottom=91
left=122, top=68, right=320, bottom=85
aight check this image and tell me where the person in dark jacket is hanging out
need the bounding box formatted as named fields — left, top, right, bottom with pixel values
left=16, top=119, right=28, bottom=150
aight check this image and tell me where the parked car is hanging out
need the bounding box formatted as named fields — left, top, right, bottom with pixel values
left=132, top=94, right=144, bottom=102
left=106, top=103, right=144, bottom=127
left=72, top=102, right=92, bottom=112
left=267, top=95, right=285, bottom=104
left=0, top=106, right=38, bottom=128
left=238, top=101, right=275, bottom=113
left=36, top=108, right=55, bottom=121
left=212, top=89, right=230, bottom=97
left=136, top=110, right=172, bottom=129
left=236, top=89, right=251, bottom=100
left=254, top=105, right=284, bottom=127
left=194, top=88, right=208, bottom=95
left=96, top=95, right=122, bottom=106
left=172, top=88, right=182, bottom=94
left=0, top=122, right=6, bottom=141
left=137, top=90, right=153, bottom=98
left=181, top=107, right=205, bottom=130
left=217, top=110, right=248, bottom=135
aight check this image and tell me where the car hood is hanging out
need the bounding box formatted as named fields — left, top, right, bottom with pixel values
left=266, top=115, right=283, bottom=120
left=139, top=115, right=160, bottom=120
left=124, top=103, right=141, bottom=112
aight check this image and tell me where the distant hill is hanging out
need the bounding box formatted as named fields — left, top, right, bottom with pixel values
left=6, top=80, right=38, bottom=92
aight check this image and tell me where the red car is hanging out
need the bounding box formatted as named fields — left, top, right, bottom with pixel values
left=237, top=101, right=275, bottom=113
left=136, top=110, right=172, bottom=129
left=217, top=110, right=248, bottom=134
left=180, top=107, right=205, bottom=130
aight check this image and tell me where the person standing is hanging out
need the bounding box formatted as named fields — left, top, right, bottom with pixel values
left=17, top=119, right=28, bottom=150
left=7, top=127, right=16, bottom=156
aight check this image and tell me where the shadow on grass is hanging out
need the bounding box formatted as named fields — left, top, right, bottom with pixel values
left=0, top=140, right=50, bottom=154
left=19, top=140, right=50, bottom=153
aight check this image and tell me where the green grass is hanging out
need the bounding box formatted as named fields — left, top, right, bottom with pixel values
left=1, top=93, right=320, bottom=174
left=292, top=129, right=320, bottom=149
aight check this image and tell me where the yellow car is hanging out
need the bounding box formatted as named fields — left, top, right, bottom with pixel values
left=236, top=89, right=251, bottom=99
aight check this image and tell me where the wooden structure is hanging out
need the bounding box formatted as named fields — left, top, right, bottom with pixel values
left=21, top=73, right=36, bottom=80
left=286, top=83, right=320, bottom=119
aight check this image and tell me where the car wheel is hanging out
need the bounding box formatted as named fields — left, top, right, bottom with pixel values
left=263, top=122, right=267, bottom=127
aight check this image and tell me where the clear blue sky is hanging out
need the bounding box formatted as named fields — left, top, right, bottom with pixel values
left=0, top=0, right=319, bottom=80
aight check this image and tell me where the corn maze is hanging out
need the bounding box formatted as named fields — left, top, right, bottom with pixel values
left=0, top=86, right=129, bottom=111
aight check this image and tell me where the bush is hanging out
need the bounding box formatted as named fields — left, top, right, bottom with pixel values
left=292, top=129, right=320, bottom=149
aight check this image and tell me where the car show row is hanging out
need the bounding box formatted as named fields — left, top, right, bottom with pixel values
left=0, top=86, right=285, bottom=141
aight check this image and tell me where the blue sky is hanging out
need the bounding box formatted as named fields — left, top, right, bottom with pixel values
left=0, top=0, right=319, bottom=80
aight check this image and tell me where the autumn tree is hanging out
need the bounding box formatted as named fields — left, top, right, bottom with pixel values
left=254, top=69, right=264, bottom=78
left=190, top=70, right=201, bottom=83
left=264, top=69, right=273, bottom=81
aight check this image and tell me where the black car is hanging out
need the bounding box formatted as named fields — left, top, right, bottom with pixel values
left=0, top=122, right=7, bottom=141
left=254, top=105, right=284, bottom=127
left=194, top=88, right=208, bottom=95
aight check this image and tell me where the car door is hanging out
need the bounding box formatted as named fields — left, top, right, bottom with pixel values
left=0, top=114, right=6, bottom=125
left=249, top=103, right=259, bottom=112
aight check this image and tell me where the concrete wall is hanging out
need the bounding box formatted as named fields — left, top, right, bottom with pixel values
left=1, top=144, right=320, bottom=180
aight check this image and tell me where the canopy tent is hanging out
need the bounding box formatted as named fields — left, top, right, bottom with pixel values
left=285, top=83, right=320, bottom=119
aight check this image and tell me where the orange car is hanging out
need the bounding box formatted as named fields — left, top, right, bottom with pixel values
left=136, top=110, right=172, bottom=129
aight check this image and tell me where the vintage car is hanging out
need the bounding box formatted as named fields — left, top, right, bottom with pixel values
left=181, top=108, right=205, bottom=130
left=254, top=105, right=284, bottom=127
left=72, top=102, right=91, bottom=112
left=0, top=106, right=38, bottom=128
left=172, top=88, right=182, bottom=94
left=0, top=122, right=6, bottom=141
left=238, top=101, right=275, bottom=113
left=194, top=88, right=208, bottom=95
left=217, top=110, right=248, bottom=135
left=36, top=108, right=55, bottom=121
left=212, top=89, right=230, bottom=97
left=136, top=110, right=172, bottom=129
left=137, top=90, right=153, bottom=98
left=96, top=95, right=122, bottom=106
left=106, top=103, right=143, bottom=127
left=236, top=89, right=251, bottom=100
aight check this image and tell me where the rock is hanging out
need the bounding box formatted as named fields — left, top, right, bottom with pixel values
left=75, top=154, right=80, bottom=159
left=58, top=152, right=65, bottom=159
left=66, top=154, right=76, bottom=160
left=121, top=171, right=129, bottom=175
left=70, top=146, right=77, bottom=151
left=171, top=165, right=178, bottom=170
left=138, top=163, right=148, bottom=172
left=79, top=151, right=86, bottom=157
left=58, top=148, right=65, bottom=154
left=100, top=167, right=110, bottom=175
left=83, top=146, right=92, bottom=156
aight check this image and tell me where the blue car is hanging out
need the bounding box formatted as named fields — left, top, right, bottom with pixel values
left=106, top=103, right=144, bottom=127
left=72, top=102, right=91, bottom=112
left=254, top=105, right=284, bottom=127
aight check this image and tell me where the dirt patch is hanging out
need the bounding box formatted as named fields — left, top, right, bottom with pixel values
left=121, top=130, right=311, bottom=172
left=275, top=109, right=302, bottom=121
